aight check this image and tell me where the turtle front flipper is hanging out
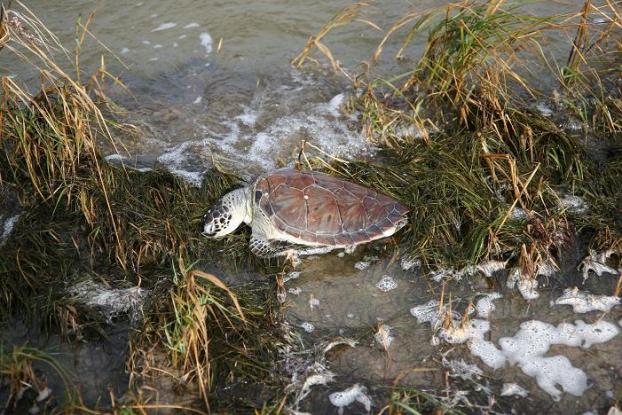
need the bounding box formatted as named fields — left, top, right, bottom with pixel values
left=250, top=234, right=292, bottom=258
left=250, top=234, right=336, bottom=258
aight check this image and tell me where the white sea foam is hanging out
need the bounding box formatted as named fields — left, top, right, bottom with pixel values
left=445, top=358, right=483, bottom=381
left=375, top=275, right=397, bottom=292
left=554, top=287, right=620, bottom=313
left=501, top=383, right=528, bottom=397
left=354, top=261, right=370, bottom=271
left=288, top=287, right=302, bottom=296
left=411, top=297, right=620, bottom=400
left=475, top=292, right=502, bottom=319
left=235, top=107, right=259, bottom=126
left=560, top=194, right=588, bottom=214
left=400, top=255, right=420, bottom=271
left=323, top=93, right=345, bottom=117
left=0, top=214, right=20, bottom=246
left=579, top=250, right=619, bottom=281
left=169, top=169, right=204, bottom=187
left=151, top=22, right=177, bottom=32
left=199, top=32, right=213, bottom=54
left=69, top=280, right=148, bottom=323
left=104, top=154, right=125, bottom=162
left=477, top=260, right=507, bottom=278
left=518, top=277, right=540, bottom=300
left=156, top=140, right=209, bottom=186
left=193, top=96, right=202, bottom=104
left=328, top=384, right=372, bottom=415
left=497, top=320, right=619, bottom=399
left=120, top=47, right=130, bottom=54
left=309, top=294, right=320, bottom=309
left=300, top=321, right=315, bottom=333
left=536, top=102, right=553, bottom=117
left=507, top=267, right=541, bottom=300
left=429, top=267, right=461, bottom=282
left=153, top=44, right=163, bottom=49
left=283, top=271, right=301, bottom=282
left=183, top=22, right=200, bottom=29
left=296, top=371, right=335, bottom=406
left=510, top=207, right=528, bottom=221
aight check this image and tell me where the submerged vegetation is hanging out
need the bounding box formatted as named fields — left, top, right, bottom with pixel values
left=1, top=0, right=621, bottom=413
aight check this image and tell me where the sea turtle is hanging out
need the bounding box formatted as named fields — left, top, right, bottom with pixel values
left=202, top=168, right=409, bottom=258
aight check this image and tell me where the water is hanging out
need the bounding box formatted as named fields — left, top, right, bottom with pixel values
left=2, top=0, right=620, bottom=413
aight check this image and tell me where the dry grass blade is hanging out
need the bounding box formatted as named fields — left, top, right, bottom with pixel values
left=191, top=269, right=246, bottom=323
left=291, top=2, right=370, bottom=74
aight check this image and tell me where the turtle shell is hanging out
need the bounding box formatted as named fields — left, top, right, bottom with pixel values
left=253, top=169, right=409, bottom=246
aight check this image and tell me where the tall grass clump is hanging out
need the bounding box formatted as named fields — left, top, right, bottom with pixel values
left=294, top=0, right=622, bottom=269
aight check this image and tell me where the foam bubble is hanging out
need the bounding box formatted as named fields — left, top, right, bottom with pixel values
left=475, top=292, right=502, bottom=319
left=579, top=250, right=619, bottom=281
left=309, top=295, right=320, bottom=309
left=235, top=107, right=259, bottom=126
left=507, top=267, right=541, bottom=299
left=69, top=280, right=148, bottom=323
left=510, top=207, right=528, bottom=221
left=0, top=214, right=20, bottom=246
left=120, top=47, right=130, bottom=54
left=183, top=22, right=200, bottom=29
left=296, top=372, right=335, bottom=406
left=375, top=275, right=397, bottom=292
left=156, top=140, right=208, bottom=186
left=151, top=22, right=177, bottom=32
left=283, top=271, right=301, bottom=282
left=445, top=358, right=483, bottom=381
left=354, top=261, right=370, bottom=271
left=477, top=260, right=507, bottom=278
left=324, top=93, right=344, bottom=117
left=400, top=255, right=420, bottom=271
left=498, top=319, right=619, bottom=400
left=411, top=296, right=620, bottom=400
left=501, top=382, right=528, bottom=397
left=199, top=32, right=213, bottom=54
left=429, top=267, right=460, bottom=282
left=328, top=384, right=371, bottom=415
left=410, top=299, right=443, bottom=325
left=518, top=277, right=540, bottom=300
left=169, top=169, right=204, bottom=187
left=300, top=322, right=315, bottom=333
left=536, top=102, right=553, bottom=117
left=560, top=194, right=588, bottom=214
left=554, top=287, right=620, bottom=313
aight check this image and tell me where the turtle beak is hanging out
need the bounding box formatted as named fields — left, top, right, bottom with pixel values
left=203, top=222, right=217, bottom=237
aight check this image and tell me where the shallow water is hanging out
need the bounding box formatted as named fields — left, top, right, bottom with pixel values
left=1, top=0, right=620, bottom=413
left=282, top=243, right=622, bottom=414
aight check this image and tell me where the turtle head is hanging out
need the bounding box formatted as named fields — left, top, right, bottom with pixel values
left=203, top=188, right=251, bottom=238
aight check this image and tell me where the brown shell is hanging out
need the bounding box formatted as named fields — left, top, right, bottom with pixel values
left=254, top=169, right=409, bottom=246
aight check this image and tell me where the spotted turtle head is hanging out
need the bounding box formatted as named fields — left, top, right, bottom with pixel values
left=202, top=188, right=249, bottom=238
